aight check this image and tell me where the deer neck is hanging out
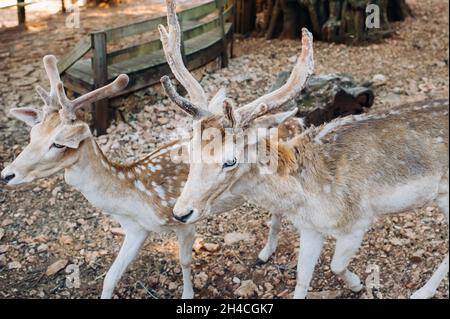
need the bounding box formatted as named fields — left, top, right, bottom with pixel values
left=230, top=139, right=312, bottom=215
left=63, top=138, right=136, bottom=214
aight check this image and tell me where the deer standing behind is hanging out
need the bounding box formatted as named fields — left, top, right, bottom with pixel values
left=167, top=27, right=449, bottom=298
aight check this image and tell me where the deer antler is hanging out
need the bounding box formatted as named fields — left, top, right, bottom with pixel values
left=158, top=0, right=208, bottom=110
left=160, top=75, right=210, bottom=119
left=55, top=74, right=129, bottom=123
left=237, top=28, right=314, bottom=126
left=36, top=55, right=63, bottom=116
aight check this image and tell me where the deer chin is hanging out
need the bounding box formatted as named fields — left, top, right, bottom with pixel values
left=0, top=170, right=34, bottom=187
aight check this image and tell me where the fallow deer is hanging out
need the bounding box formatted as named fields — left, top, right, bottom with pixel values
left=0, top=54, right=254, bottom=298
left=0, top=4, right=301, bottom=297
left=166, top=27, right=449, bottom=299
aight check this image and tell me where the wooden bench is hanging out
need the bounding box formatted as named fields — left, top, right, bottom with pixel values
left=59, top=0, right=234, bottom=134
left=0, top=0, right=34, bottom=27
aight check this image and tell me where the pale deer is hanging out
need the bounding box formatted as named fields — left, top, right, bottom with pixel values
left=166, top=27, right=449, bottom=299
left=0, top=54, right=240, bottom=298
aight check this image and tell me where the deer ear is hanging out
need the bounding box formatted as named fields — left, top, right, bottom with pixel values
left=54, top=123, right=91, bottom=149
left=254, top=108, right=298, bottom=129
left=9, top=107, right=43, bottom=127
left=223, top=99, right=239, bottom=128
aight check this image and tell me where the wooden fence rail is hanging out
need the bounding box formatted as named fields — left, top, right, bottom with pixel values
left=58, top=0, right=234, bottom=135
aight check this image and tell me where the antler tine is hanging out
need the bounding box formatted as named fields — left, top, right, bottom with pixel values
left=56, top=74, right=129, bottom=123
left=158, top=0, right=208, bottom=109
left=161, top=75, right=210, bottom=119
left=237, top=28, right=314, bottom=125
left=36, top=55, right=62, bottom=113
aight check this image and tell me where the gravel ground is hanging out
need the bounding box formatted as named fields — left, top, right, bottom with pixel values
left=0, top=0, right=448, bottom=299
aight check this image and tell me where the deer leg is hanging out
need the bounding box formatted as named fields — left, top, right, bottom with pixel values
left=411, top=188, right=449, bottom=299
left=330, top=231, right=365, bottom=292
left=257, top=212, right=282, bottom=265
left=101, top=228, right=148, bottom=299
left=294, top=228, right=325, bottom=299
left=176, top=225, right=196, bottom=299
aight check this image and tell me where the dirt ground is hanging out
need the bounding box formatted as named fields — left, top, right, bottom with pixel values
left=0, top=0, right=448, bottom=299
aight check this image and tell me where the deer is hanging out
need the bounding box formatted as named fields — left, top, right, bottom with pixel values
left=0, top=54, right=245, bottom=299
left=165, top=25, right=449, bottom=299
left=0, top=2, right=305, bottom=298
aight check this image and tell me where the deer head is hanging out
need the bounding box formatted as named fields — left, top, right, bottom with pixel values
left=165, top=28, right=314, bottom=223
left=1, top=55, right=128, bottom=186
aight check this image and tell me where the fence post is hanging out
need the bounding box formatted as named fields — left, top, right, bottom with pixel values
left=91, top=31, right=109, bottom=136
left=218, top=0, right=229, bottom=68
left=17, top=0, right=26, bottom=26
left=230, top=0, right=235, bottom=58
left=61, top=0, right=66, bottom=13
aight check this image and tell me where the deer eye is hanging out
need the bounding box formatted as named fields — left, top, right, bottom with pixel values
left=51, top=143, right=66, bottom=149
left=222, top=157, right=237, bottom=169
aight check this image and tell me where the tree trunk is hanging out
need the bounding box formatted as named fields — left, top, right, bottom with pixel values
left=85, top=0, right=119, bottom=7
left=234, top=0, right=258, bottom=36
left=264, top=0, right=412, bottom=42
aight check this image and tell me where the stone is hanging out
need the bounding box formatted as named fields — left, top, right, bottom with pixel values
left=59, top=235, right=73, bottom=245
left=8, top=261, right=22, bottom=270
left=168, top=282, right=178, bottom=291
left=372, top=74, right=387, bottom=87
left=46, top=259, right=68, bottom=276
left=204, top=243, right=220, bottom=253
left=0, top=245, right=9, bottom=254
left=193, top=237, right=204, bottom=253
left=224, top=232, right=254, bottom=245
left=307, top=290, right=341, bottom=299
left=194, top=272, right=208, bottom=289
left=234, top=280, right=258, bottom=298
left=1, top=219, right=13, bottom=227
left=157, top=117, right=169, bottom=125
left=37, top=244, right=48, bottom=253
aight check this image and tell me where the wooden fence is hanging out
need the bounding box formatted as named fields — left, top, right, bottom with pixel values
left=58, top=0, right=234, bottom=134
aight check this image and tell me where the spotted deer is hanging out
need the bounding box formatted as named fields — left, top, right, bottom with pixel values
left=166, top=26, right=449, bottom=299
left=0, top=5, right=303, bottom=299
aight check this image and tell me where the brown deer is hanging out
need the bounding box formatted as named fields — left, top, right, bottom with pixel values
left=165, top=26, right=449, bottom=299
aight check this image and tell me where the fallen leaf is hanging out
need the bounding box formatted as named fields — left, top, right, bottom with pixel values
left=110, top=227, right=126, bottom=236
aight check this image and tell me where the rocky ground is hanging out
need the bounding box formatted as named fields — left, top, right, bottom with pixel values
left=0, top=0, right=448, bottom=299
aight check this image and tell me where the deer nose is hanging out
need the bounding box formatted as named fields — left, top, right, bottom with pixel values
left=173, top=209, right=194, bottom=223
left=1, top=173, right=15, bottom=184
